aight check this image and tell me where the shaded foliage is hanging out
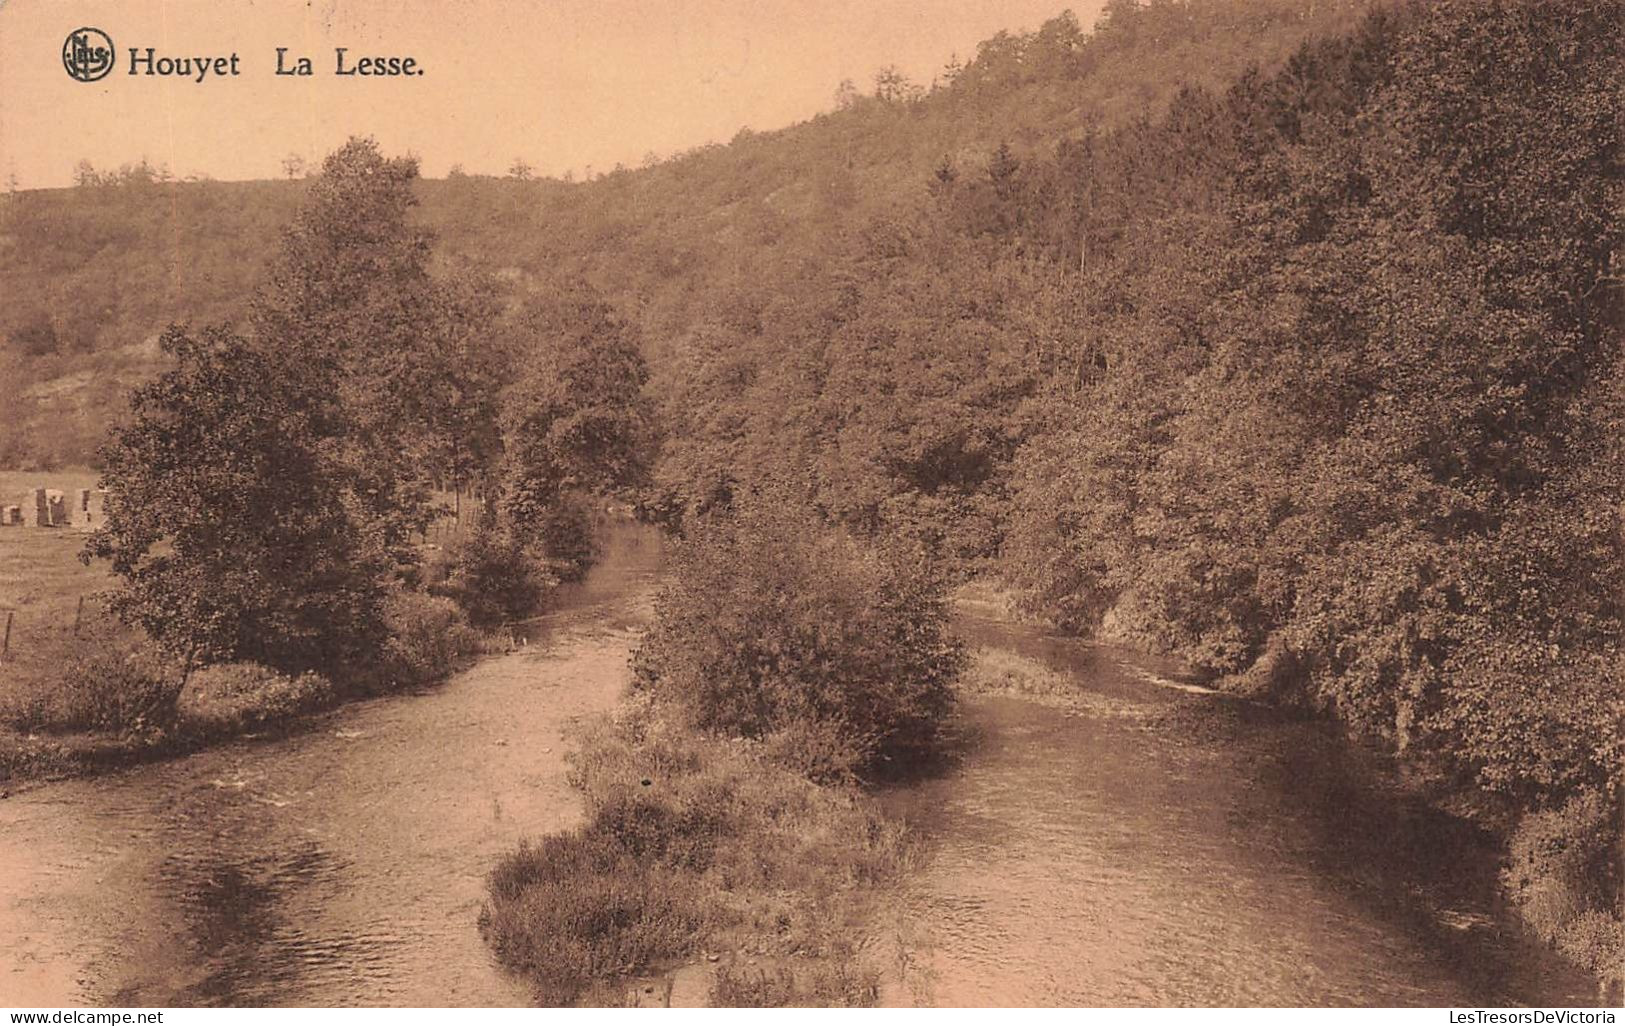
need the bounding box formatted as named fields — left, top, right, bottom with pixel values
left=84, top=324, right=395, bottom=677
left=634, top=504, right=963, bottom=781
left=500, top=282, right=652, bottom=540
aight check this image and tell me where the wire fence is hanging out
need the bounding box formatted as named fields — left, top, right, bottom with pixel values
left=0, top=595, right=99, bottom=669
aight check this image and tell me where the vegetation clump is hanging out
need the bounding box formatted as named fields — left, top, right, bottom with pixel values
left=632, top=504, right=963, bottom=782
left=1504, top=792, right=1625, bottom=991
left=424, top=515, right=556, bottom=629
left=371, top=591, right=484, bottom=691
left=481, top=700, right=903, bottom=1006
left=486, top=504, right=954, bottom=1004
left=178, top=662, right=337, bottom=735
left=0, top=614, right=173, bottom=736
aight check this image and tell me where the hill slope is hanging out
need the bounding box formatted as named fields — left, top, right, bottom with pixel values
left=0, top=0, right=1375, bottom=468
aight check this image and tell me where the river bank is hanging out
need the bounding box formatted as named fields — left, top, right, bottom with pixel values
left=0, top=629, right=495, bottom=791
left=1, top=534, right=1606, bottom=1007
left=882, top=601, right=1605, bottom=1006
left=1, top=515, right=563, bottom=790
left=0, top=525, right=662, bottom=1005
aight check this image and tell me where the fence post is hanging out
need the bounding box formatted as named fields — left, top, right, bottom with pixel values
left=2, top=610, right=12, bottom=662
left=74, top=596, right=85, bottom=636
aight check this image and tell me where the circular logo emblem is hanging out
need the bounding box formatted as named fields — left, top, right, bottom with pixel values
left=63, top=28, right=115, bottom=82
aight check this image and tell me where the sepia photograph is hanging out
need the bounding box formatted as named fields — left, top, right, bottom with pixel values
left=0, top=0, right=1620, bottom=1012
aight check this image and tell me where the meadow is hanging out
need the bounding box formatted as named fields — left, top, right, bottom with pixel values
left=0, top=467, right=490, bottom=784
left=0, top=468, right=111, bottom=659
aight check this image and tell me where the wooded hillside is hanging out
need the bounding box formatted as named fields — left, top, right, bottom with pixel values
left=2, top=0, right=1619, bottom=983
left=0, top=0, right=1373, bottom=468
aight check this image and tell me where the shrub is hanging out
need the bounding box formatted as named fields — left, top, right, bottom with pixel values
left=369, top=590, right=481, bottom=690
left=537, top=495, right=599, bottom=583
left=1504, top=790, right=1624, bottom=989
left=428, top=514, right=555, bottom=628
left=179, top=662, right=336, bottom=733
left=482, top=703, right=910, bottom=1005
left=482, top=834, right=707, bottom=1005
left=0, top=617, right=175, bottom=736
left=632, top=505, right=963, bottom=780
left=588, top=788, right=732, bottom=871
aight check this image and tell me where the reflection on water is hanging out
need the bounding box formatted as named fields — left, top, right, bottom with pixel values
left=0, top=520, right=663, bottom=1007
left=1, top=532, right=1596, bottom=1007
left=881, top=615, right=1596, bottom=1007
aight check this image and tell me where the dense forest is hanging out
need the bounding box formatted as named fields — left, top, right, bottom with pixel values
left=0, top=0, right=1374, bottom=468
left=2, top=0, right=1619, bottom=990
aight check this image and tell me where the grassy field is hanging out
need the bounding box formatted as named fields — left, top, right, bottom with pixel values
left=0, top=469, right=115, bottom=660
left=0, top=468, right=132, bottom=782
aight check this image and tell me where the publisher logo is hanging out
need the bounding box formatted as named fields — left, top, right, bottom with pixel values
left=63, top=28, right=115, bottom=82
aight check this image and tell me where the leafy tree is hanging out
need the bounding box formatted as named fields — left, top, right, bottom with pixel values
left=499, top=281, right=652, bottom=538
left=429, top=506, right=552, bottom=627
left=872, top=66, right=917, bottom=104
left=251, top=137, right=500, bottom=561
left=84, top=326, right=392, bottom=680
left=833, top=78, right=859, bottom=111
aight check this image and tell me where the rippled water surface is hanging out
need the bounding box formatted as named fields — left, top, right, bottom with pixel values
left=881, top=613, right=1597, bottom=1007
left=1, top=521, right=662, bottom=1007
left=2, top=535, right=1597, bottom=1007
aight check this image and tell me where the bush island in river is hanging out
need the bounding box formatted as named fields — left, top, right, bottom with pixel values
left=484, top=509, right=960, bottom=1003
left=481, top=697, right=906, bottom=1006
left=632, top=505, right=963, bottom=782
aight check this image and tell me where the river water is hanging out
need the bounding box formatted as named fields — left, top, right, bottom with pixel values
left=0, top=521, right=661, bottom=1007
left=0, top=529, right=1597, bottom=1006
left=881, top=612, right=1598, bottom=1007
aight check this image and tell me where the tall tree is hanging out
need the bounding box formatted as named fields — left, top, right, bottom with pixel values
left=85, top=326, right=392, bottom=679
left=251, top=137, right=505, bottom=559
left=499, top=280, right=652, bottom=536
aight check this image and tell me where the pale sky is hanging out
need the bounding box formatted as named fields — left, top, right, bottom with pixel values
left=0, top=0, right=1102, bottom=189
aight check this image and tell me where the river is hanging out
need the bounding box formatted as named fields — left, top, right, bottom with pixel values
left=0, top=521, right=661, bottom=1006
left=880, top=612, right=1598, bottom=1006
left=0, top=526, right=1596, bottom=1006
